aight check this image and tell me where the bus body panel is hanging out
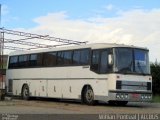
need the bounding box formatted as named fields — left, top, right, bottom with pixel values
left=8, top=67, right=151, bottom=102
left=7, top=66, right=109, bottom=100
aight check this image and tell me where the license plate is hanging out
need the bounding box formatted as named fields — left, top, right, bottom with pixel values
left=132, top=94, right=140, bottom=99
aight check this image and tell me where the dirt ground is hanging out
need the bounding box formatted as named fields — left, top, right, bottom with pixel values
left=0, top=98, right=159, bottom=114
left=0, top=98, right=159, bottom=120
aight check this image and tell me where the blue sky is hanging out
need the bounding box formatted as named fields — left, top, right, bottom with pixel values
left=1, top=0, right=160, bottom=29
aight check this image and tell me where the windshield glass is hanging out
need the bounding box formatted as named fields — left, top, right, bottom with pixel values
left=134, top=49, right=150, bottom=74
left=114, top=48, right=150, bottom=75
left=114, top=48, right=133, bottom=73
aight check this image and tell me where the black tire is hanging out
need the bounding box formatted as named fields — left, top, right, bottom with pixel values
left=108, top=100, right=116, bottom=105
left=117, top=101, right=128, bottom=106
left=21, top=84, right=30, bottom=100
left=108, top=101, right=128, bottom=106
left=82, top=86, right=95, bottom=105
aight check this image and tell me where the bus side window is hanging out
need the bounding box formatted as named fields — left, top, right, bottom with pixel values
left=72, top=49, right=90, bottom=65
left=9, top=56, right=18, bottom=68
left=18, top=55, right=28, bottom=68
left=37, top=54, right=43, bottom=66
left=29, top=54, right=37, bottom=67
left=43, top=52, right=57, bottom=66
left=91, top=50, right=100, bottom=73
left=91, top=49, right=109, bottom=74
left=100, top=50, right=108, bottom=73
left=73, top=50, right=81, bottom=65
left=64, top=51, right=72, bottom=65
left=80, top=49, right=90, bottom=65
left=57, top=51, right=64, bottom=65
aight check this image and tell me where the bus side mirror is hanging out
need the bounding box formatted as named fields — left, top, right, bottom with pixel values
left=108, top=54, right=113, bottom=66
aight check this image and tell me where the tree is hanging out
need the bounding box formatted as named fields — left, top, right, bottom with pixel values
left=150, top=62, right=160, bottom=95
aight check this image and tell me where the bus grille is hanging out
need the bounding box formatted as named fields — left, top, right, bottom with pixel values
left=116, top=81, right=151, bottom=91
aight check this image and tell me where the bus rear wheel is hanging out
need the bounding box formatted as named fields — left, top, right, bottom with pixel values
left=82, top=86, right=95, bottom=105
left=22, top=84, right=30, bottom=100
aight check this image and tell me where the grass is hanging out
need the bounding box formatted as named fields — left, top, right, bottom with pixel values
left=152, top=95, right=160, bottom=103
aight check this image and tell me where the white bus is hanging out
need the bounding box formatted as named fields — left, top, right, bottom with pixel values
left=5, top=43, right=152, bottom=105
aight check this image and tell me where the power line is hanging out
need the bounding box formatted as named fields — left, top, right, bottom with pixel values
left=0, top=28, right=87, bottom=45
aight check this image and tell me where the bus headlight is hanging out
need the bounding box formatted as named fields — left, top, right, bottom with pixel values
left=141, top=94, right=152, bottom=100
left=145, top=96, right=148, bottom=99
left=148, top=95, right=151, bottom=99
left=121, top=94, right=124, bottom=98
left=125, top=94, right=128, bottom=99
left=116, top=94, right=120, bottom=98
left=116, top=93, right=128, bottom=99
left=141, top=95, right=144, bottom=99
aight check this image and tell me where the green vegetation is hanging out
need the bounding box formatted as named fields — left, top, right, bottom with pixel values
left=150, top=62, right=160, bottom=103
left=152, top=95, right=160, bottom=103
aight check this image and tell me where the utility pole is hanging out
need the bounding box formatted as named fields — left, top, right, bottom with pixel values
left=0, top=4, right=5, bottom=100
left=0, top=4, right=1, bottom=27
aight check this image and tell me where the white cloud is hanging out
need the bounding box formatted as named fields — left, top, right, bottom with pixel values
left=8, top=8, right=160, bottom=62
left=105, top=4, right=114, bottom=11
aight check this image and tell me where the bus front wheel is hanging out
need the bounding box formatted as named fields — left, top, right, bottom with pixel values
left=82, top=86, right=95, bottom=105
left=21, top=84, right=30, bottom=100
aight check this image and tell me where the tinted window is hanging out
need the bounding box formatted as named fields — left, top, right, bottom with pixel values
left=29, top=54, right=43, bottom=67
left=10, top=56, right=18, bottom=64
left=37, top=54, right=43, bottom=66
left=91, top=50, right=100, bottom=72
left=57, top=52, right=64, bottom=65
left=8, top=49, right=90, bottom=69
left=73, top=50, right=81, bottom=65
left=9, top=56, right=18, bottom=68
left=30, top=54, right=37, bottom=60
left=19, top=55, right=27, bottom=62
left=100, top=50, right=108, bottom=73
left=64, top=51, right=72, bottom=65
left=91, top=49, right=110, bottom=74
left=43, top=52, right=56, bottom=66
left=134, top=49, right=150, bottom=74
left=115, top=48, right=133, bottom=73
left=73, top=49, right=90, bottom=65
left=18, top=55, right=28, bottom=67
left=29, top=54, right=37, bottom=66
left=80, top=49, right=90, bottom=65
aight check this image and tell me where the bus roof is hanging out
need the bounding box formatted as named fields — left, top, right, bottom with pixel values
left=9, top=43, right=148, bottom=56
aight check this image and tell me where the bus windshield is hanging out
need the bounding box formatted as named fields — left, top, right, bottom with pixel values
left=114, top=48, right=150, bottom=75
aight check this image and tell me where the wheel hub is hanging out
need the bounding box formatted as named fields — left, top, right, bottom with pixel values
left=86, top=89, right=94, bottom=102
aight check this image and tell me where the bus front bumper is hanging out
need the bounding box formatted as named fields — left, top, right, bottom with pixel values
left=108, top=90, right=152, bottom=102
